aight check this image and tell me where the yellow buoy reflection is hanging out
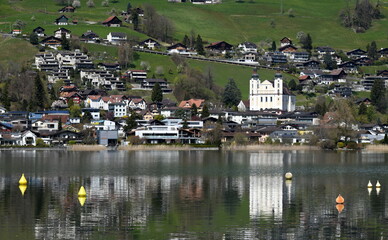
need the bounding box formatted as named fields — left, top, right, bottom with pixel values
left=336, top=204, right=344, bottom=213
left=19, top=184, right=27, bottom=196
left=78, top=196, right=86, bottom=206
left=376, top=187, right=381, bottom=195
left=19, top=174, right=27, bottom=185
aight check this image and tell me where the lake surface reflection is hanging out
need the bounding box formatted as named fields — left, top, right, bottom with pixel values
left=1, top=150, right=388, bottom=239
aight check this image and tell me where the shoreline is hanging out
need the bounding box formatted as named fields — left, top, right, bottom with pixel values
left=1, top=144, right=388, bottom=152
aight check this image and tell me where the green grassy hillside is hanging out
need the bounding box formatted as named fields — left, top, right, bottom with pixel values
left=83, top=44, right=292, bottom=99
left=1, top=0, right=387, bottom=50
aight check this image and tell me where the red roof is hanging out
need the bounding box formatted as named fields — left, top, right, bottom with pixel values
left=299, top=75, right=310, bottom=80
left=88, top=95, right=101, bottom=101
left=102, top=16, right=121, bottom=24
left=178, top=99, right=205, bottom=108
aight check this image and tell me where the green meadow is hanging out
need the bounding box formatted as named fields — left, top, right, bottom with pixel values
left=1, top=0, right=387, bottom=50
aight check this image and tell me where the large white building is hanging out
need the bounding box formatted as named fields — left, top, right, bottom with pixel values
left=249, top=71, right=296, bottom=111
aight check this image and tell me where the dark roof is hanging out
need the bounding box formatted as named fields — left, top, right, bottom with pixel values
left=280, top=37, right=292, bottom=43
left=205, top=41, right=233, bottom=50
left=55, top=15, right=69, bottom=22
left=240, top=42, right=257, bottom=48
left=346, top=48, right=367, bottom=55
left=316, top=46, right=335, bottom=52
left=81, top=31, right=99, bottom=38
left=40, top=36, right=62, bottom=44
left=54, top=27, right=71, bottom=33
left=278, top=45, right=298, bottom=52
left=110, top=32, right=126, bottom=38
left=167, top=43, right=187, bottom=50
left=33, top=26, right=45, bottom=32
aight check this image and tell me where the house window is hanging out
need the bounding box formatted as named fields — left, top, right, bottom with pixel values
left=261, top=97, right=263, bottom=102
left=270, top=97, right=273, bottom=102
left=265, top=97, right=268, bottom=102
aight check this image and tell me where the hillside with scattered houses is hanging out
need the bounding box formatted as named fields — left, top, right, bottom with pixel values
left=0, top=0, right=388, bottom=149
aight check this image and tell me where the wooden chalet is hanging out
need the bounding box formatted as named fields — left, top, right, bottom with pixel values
left=102, top=16, right=122, bottom=27
left=280, top=37, right=292, bottom=47
left=205, top=41, right=233, bottom=53
left=55, top=15, right=69, bottom=25
left=40, top=36, right=62, bottom=49
left=33, top=26, right=45, bottom=37
left=346, top=48, right=367, bottom=59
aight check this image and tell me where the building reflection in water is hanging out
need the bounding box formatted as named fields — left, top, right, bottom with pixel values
left=249, top=152, right=286, bottom=220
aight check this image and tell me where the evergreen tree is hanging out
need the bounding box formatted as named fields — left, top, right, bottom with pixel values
left=182, top=34, right=190, bottom=47
left=367, top=41, right=378, bottom=60
left=151, top=82, right=163, bottom=103
left=223, top=78, right=242, bottom=108
left=195, top=34, right=205, bottom=55
left=201, top=104, right=209, bottom=118
left=288, top=79, right=297, bottom=91
left=61, top=34, right=70, bottom=50
left=302, top=33, right=312, bottom=51
left=271, top=41, right=277, bottom=51
left=191, top=103, right=198, bottom=117
left=34, top=74, right=46, bottom=110
left=30, top=32, right=39, bottom=45
left=124, top=111, right=139, bottom=131
left=371, top=78, right=387, bottom=112
left=323, top=53, right=337, bottom=70
left=131, top=11, right=139, bottom=31
left=127, top=2, right=132, bottom=13
left=358, top=102, right=367, bottom=115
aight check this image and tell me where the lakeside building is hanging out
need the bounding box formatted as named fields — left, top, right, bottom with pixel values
left=249, top=71, right=296, bottom=112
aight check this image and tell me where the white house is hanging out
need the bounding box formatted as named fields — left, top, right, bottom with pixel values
left=54, top=28, right=71, bottom=39
left=31, top=120, right=59, bottom=132
left=135, top=125, right=179, bottom=144
left=249, top=72, right=296, bottom=112
left=109, top=103, right=127, bottom=117
left=238, top=42, right=257, bottom=53
left=107, top=32, right=127, bottom=45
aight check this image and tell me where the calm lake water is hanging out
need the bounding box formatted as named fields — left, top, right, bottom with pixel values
left=1, top=150, right=388, bottom=239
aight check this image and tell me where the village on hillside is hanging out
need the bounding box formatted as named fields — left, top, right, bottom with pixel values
left=2, top=1, right=388, bottom=149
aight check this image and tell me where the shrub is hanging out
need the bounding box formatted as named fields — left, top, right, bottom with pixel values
left=347, top=141, right=359, bottom=150
left=337, top=142, right=346, bottom=148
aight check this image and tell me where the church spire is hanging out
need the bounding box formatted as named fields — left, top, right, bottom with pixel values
left=252, top=67, right=259, bottom=80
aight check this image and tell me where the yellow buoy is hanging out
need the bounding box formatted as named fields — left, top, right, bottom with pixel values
left=78, top=186, right=87, bottom=197
left=376, top=180, right=381, bottom=188
left=285, top=172, right=293, bottom=180
left=377, top=187, right=381, bottom=195
left=19, top=184, right=27, bottom=196
left=78, top=196, right=86, bottom=206
left=336, top=194, right=344, bottom=204
left=19, top=174, right=27, bottom=185
left=367, top=180, right=373, bottom=188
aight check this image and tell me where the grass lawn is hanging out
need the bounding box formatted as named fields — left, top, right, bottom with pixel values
left=0, top=36, right=38, bottom=66
left=1, top=0, right=388, bottom=50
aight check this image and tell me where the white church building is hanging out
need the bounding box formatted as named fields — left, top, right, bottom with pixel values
left=249, top=71, right=296, bottom=111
